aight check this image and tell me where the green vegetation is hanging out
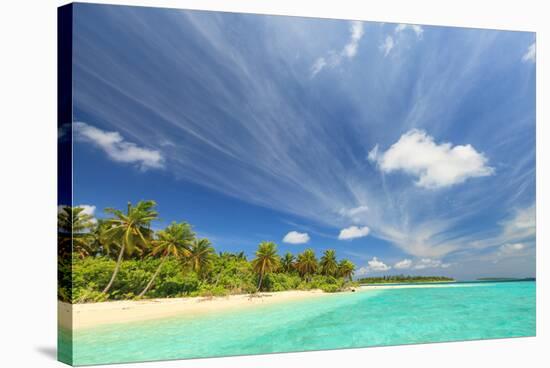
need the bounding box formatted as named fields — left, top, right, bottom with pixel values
left=357, top=275, right=454, bottom=284
left=101, top=200, right=158, bottom=294
left=58, top=201, right=358, bottom=303
left=251, top=241, right=280, bottom=291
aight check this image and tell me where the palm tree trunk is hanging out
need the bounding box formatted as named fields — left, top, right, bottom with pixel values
left=138, top=254, right=168, bottom=298
left=102, top=244, right=125, bottom=294
left=256, top=272, right=264, bottom=291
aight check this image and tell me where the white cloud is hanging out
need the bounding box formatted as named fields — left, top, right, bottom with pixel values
left=378, top=24, right=423, bottom=57
left=311, top=21, right=364, bottom=76
left=499, top=243, right=525, bottom=255
left=58, top=204, right=97, bottom=224
left=283, top=231, right=310, bottom=244
left=522, top=42, right=536, bottom=63
left=394, top=259, right=412, bottom=269
left=74, top=122, right=164, bottom=170
left=311, top=57, right=327, bottom=76
left=78, top=204, right=98, bottom=224
left=413, top=258, right=450, bottom=270
left=464, top=203, right=535, bottom=262
left=343, top=21, right=365, bottom=58
left=78, top=204, right=96, bottom=217
left=369, top=129, right=494, bottom=189
left=72, top=10, right=535, bottom=277
left=367, top=144, right=379, bottom=162
left=367, top=257, right=392, bottom=272
left=356, top=257, right=392, bottom=276
left=395, top=24, right=424, bottom=38
left=58, top=204, right=95, bottom=215
left=338, top=225, right=370, bottom=240
left=379, top=36, right=395, bottom=57
left=501, top=204, right=536, bottom=242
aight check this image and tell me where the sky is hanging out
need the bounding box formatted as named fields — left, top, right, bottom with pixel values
left=69, top=3, right=536, bottom=280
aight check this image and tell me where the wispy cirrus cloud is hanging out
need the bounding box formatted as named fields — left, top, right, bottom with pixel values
left=72, top=8, right=535, bottom=276
left=500, top=204, right=535, bottom=241
left=311, top=20, right=364, bottom=76
left=413, top=258, right=450, bottom=270
left=338, top=205, right=369, bottom=224
left=394, top=259, right=412, bottom=269
left=74, top=122, right=164, bottom=170
left=379, top=23, right=424, bottom=57
left=522, top=42, right=536, bottom=63
left=379, top=36, right=395, bottom=57
left=464, top=203, right=535, bottom=252
left=499, top=243, right=525, bottom=255
left=395, top=24, right=424, bottom=38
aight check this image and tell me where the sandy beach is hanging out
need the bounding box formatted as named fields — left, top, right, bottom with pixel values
left=59, top=289, right=327, bottom=330
left=59, top=283, right=479, bottom=330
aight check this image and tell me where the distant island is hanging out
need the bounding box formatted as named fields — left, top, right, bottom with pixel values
left=358, top=275, right=454, bottom=284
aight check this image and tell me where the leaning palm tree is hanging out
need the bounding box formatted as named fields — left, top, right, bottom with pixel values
left=281, top=252, right=295, bottom=273
left=338, top=259, right=356, bottom=281
left=320, top=249, right=338, bottom=276
left=138, top=222, right=195, bottom=297
left=296, top=249, right=317, bottom=282
left=188, top=238, right=215, bottom=278
left=57, top=206, right=96, bottom=258
left=251, top=241, right=280, bottom=291
left=101, top=200, right=158, bottom=294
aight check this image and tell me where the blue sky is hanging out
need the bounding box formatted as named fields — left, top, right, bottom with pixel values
left=70, top=4, right=536, bottom=280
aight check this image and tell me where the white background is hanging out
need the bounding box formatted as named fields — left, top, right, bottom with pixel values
left=0, top=0, right=547, bottom=367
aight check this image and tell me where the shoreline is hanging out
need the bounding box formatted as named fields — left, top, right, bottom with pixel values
left=59, top=283, right=486, bottom=330
left=59, top=289, right=328, bottom=330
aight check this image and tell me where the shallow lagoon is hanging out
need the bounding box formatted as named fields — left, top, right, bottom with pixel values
left=62, top=281, right=535, bottom=365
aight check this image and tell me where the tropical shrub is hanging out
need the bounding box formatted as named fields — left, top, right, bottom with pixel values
left=263, top=273, right=302, bottom=291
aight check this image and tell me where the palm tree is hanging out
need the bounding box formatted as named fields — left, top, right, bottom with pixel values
left=320, top=249, right=338, bottom=276
left=281, top=252, right=295, bottom=273
left=296, top=249, right=317, bottom=282
left=101, top=201, right=158, bottom=294
left=235, top=251, right=247, bottom=261
left=90, top=219, right=115, bottom=258
left=188, top=238, right=215, bottom=277
left=338, top=259, right=355, bottom=281
left=251, top=241, right=280, bottom=291
left=138, top=222, right=195, bottom=297
left=57, top=206, right=96, bottom=258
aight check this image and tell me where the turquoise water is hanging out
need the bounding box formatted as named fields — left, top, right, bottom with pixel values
left=61, top=281, right=535, bottom=366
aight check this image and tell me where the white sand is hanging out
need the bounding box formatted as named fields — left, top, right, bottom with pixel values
left=60, top=283, right=474, bottom=330
left=59, top=289, right=327, bottom=330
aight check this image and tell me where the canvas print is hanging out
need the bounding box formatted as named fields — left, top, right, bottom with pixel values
left=57, top=3, right=536, bottom=366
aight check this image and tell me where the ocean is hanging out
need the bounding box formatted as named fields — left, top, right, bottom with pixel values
left=60, top=281, right=536, bottom=365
